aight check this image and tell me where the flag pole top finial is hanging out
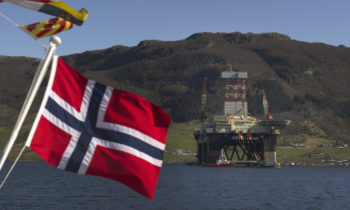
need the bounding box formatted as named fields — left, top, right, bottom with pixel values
left=50, top=36, right=61, bottom=46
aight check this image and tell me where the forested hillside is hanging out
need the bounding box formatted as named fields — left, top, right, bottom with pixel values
left=1, top=32, right=350, bottom=145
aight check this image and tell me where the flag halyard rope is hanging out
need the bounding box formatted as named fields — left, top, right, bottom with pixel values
left=0, top=145, right=26, bottom=190
left=0, top=11, right=19, bottom=27
left=0, top=49, right=50, bottom=190
left=0, top=11, right=48, bottom=49
left=0, top=36, right=60, bottom=189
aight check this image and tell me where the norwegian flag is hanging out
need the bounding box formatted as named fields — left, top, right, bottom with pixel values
left=26, top=56, right=171, bottom=199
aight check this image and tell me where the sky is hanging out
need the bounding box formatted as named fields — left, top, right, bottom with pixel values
left=1, top=0, right=350, bottom=58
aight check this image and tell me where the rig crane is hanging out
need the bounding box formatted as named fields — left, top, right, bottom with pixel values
left=262, top=90, right=273, bottom=120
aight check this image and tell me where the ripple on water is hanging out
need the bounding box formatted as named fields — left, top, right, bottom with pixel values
left=1, top=163, right=350, bottom=209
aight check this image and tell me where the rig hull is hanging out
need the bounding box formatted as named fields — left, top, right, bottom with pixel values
left=195, top=117, right=287, bottom=167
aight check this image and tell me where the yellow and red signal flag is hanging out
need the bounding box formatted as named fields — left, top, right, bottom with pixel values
left=2, top=0, right=88, bottom=25
left=20, top=17, right=73, bottom=39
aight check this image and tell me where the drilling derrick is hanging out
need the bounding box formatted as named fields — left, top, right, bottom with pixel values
left=194, top=65, right=289, bottom=167
left=222, top=67, right=248, bottom=118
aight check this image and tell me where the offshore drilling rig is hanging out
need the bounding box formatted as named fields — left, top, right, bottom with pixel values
left=194, top=65, right=290, bottom=167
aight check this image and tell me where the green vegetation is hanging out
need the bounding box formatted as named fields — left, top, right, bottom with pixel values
left=1, top=31, right=350, bottom=165
left=1, top=121, right=350, bottom=166
left=278, top=146, right=350, bottom=166
left=0, top=127, right=11, bottom=149
left=164, top=121, right=197, bottom=163
left=0, top=126, right=40, bottom=161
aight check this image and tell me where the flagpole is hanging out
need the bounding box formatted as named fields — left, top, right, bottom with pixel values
left=0, top=36, right=61, bottom=172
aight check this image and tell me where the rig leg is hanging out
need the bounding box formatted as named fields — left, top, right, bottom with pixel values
left=263, top=134, right=278, bottom=167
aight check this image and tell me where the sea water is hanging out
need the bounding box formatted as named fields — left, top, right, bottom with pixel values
left=0, top=162, right=349, bottom=210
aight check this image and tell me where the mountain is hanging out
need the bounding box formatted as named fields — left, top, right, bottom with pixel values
left=1, top=32, right=350, bottom=145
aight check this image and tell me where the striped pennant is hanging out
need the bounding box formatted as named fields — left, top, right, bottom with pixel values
left=20, top=17, right=73, bottom=39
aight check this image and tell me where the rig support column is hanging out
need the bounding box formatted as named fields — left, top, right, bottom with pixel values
left=263, top=134, right=277, bottom=167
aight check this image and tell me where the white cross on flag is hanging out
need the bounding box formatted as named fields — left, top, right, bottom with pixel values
left=25, top=55, right=171, bottom=200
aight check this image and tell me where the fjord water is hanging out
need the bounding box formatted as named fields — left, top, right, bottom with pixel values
left=0, top=162, right=350, bottom=210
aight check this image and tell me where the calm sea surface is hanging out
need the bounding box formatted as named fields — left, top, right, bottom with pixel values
left=0, top=162, right=350, bottom=210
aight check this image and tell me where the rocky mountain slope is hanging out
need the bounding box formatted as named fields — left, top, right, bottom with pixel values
left=1, top=32, right=350, bottom=145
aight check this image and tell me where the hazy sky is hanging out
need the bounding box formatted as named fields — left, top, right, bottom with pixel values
left=1, top=0, right=350, bottom=58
